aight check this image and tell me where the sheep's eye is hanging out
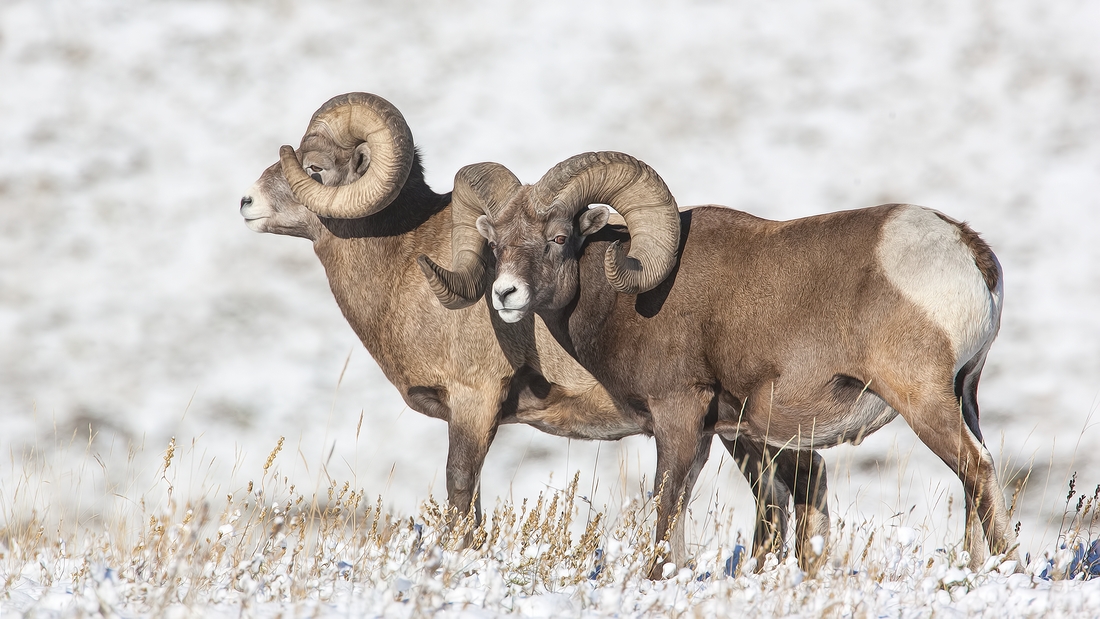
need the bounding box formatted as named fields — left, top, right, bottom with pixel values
left=488, top=241, right=497, bottom=250
left=552, top=235, right=567, bottom=245
left=307, top=165, right=323, bottom=173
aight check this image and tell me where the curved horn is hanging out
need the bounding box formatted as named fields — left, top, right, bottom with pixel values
left=418, top=163, right=522, bottom=309
left=279, top=92, right=414, bottom=219
left=530, top=151, right=679, bottom=294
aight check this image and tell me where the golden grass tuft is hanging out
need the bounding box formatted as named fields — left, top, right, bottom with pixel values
left=2, top=433, right=1098, bottom=616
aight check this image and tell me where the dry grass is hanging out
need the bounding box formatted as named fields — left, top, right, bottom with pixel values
left=2, top=434, right=1098, bottom=618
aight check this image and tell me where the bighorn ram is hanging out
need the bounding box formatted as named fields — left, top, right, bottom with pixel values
left=421, top=151, right=1019, bottom=574
left=239, top=95, right=800, bottom=564
left=239, top=93, right=630, bottom=521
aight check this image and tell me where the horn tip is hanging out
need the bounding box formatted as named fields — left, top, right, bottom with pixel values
left=416, top=254, right=438, bottom=277
left=418, top=254, right=483, bottom=310
left=603, top=241, right=644, bottom=295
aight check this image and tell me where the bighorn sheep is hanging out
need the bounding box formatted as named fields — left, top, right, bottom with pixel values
left=239, top=93, right=634, bottom=521
left=239, top=95, right=796, bottom=560
left=421, top=151, right=1019, bottom=574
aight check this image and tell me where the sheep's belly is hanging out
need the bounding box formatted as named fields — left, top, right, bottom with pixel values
left=786, top=392, right=899, bottom=448
left=508, top=409, right=644, bottom=441
left=721, top=391, right=899, bottom=450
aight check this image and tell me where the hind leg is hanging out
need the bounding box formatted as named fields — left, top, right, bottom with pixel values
left=894, top=385, right=1018, bottom=567
left=955, top=349, right=1008, bottom=563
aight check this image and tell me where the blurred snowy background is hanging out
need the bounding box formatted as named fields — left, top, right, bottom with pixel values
left=1, top=0, right=1097, bottom=557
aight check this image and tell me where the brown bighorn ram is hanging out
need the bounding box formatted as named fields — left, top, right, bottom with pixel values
left=239, top=95, right=800, bottom=565
left=239, top=93, right=630, bottom=521
left=420, top=151, right=1020, bottom=575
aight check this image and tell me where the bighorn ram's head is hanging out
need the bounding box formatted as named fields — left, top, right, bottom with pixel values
left=240, top=92, right=415, bottom=239
left=419, top=152, right=680, bottom=321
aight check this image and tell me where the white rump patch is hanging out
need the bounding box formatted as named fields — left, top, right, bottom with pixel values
left=876, top=205, right=1000, bottom=372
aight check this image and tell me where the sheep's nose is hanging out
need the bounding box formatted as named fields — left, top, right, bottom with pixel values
left=496, top=285, right=517, bottom=301
left=240, top=196, right=253, bottom=209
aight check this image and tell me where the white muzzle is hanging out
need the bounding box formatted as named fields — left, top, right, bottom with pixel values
left=491, top=274, right=531, bottom=323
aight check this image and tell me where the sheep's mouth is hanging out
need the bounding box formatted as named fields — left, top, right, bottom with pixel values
left=240, top=199, right=271, bottom=228
left=492, top=296, right=531, bottom=323
left=496, top=307, right=528, bottom=324
left=242, top=215, right=269, bottom=232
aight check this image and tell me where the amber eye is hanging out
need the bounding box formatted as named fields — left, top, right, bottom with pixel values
left=307, top=165, right=323, bottom=173
left=488, top=241, right=497, bottom=250
left=553, top=235, right=567, bottom=245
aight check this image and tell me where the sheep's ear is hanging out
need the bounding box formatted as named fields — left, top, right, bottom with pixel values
left=579, top=205, right=610, bottom=236
left=476, top=215, right=496, bottom=242
left=353, top=142, right=372, bottom=176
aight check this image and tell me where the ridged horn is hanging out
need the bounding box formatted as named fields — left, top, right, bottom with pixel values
left=530, top=151, right=679, bottom=294
left=279, top=92, right=414, bottom=219
left=418, top=163, right=522, bottom=309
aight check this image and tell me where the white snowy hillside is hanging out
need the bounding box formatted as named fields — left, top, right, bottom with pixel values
left=1, top=0, right=1098, bottom=606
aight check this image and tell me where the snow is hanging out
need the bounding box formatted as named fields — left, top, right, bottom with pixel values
left=1, top=0, right=1099, bottom=615
left=5, top=507, right=1100, bottom=618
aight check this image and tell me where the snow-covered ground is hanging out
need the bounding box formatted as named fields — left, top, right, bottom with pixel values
left=2, top=0, right=1099, bottom=615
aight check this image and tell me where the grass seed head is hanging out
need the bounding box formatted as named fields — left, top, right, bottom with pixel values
left=162, top=437, right=176, bottom=472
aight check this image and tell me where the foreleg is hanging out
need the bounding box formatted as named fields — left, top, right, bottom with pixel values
left=648, top=390, right=712, bottom=578
left=445, top=388, right=501, bottom=526
left=722, top=436, right=791, bottom=570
